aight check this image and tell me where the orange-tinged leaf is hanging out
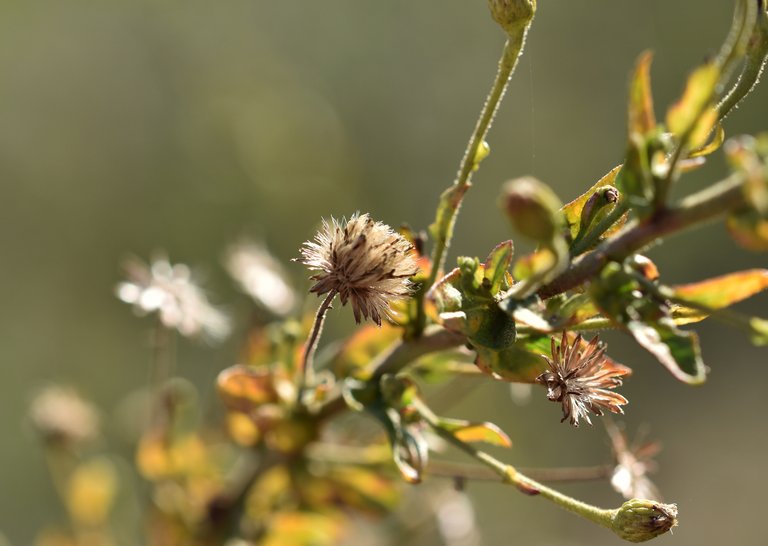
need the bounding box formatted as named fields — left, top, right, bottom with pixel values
left=671, top=269, right=768, bottom=309
left=727, top=211, right=768, bottom=251
left=217, top=365, right=278, bottom=412
left=263, top=511, right=344, bottom=546
left=629, top=51, right=656, bottom=136
left=332, top=323, right=401, bottom=377
left=226, top=412, right=260, bottom=446
left=438, top=417, right=512, bottom=448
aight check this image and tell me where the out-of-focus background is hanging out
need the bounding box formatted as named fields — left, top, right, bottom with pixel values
left=1, top=1, right=766, bottom=544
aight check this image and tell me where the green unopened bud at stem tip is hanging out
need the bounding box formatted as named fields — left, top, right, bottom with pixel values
left=611, top=498, right=678, bottom=543
left=500, top=176, right=563, bottom=243
left=487, top=0, right=536, bottom=34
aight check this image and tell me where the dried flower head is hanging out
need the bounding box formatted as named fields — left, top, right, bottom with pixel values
left=30, top=386, right=99, bottom=445
left=536, top=331, right=629, bottom=427
left=225, top=241, right=296, bottom=316
left=116, top=255, right=231, bottom=341
left=606, top=420, right=662, bottom=501
left=299, top=213, right=419, bottom=325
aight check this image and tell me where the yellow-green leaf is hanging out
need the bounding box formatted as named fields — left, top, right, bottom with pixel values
left=437, top=417, right=512, bottom=448
left=667, top=62, right=720, bottom=141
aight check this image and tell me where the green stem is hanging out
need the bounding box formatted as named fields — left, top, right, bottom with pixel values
left=366, top=326, right=466, bottom=379
left=426, top=460, right=614, bottom=484
left=424, top=24, right=533, bottom=315
left=419, top=403, right=615, bottom=529
left=718, top=2, right=768, bottom=120
left=537, top=172, right=747, bottom=299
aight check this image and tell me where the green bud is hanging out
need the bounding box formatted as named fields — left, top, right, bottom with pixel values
left=487, top=0, right=536, bottom=34
left=611, top=499, right=678, bottom=543
left=500, top=176, right=563, bottom=243
left=578, top=186, right=620, bottom=235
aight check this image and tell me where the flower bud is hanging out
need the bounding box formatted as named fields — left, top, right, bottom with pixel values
left=500, top=176, right=563, bottom=243
left=578, top=186, right=620, bottom=235
left=488, top=0, right=536, bottom=34
left=611, top=499, right=678, bottom=543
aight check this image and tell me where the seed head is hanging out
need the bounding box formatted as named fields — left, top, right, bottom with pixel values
left=299, top=213, right=419, bottom=325
left=29, top=386, right=99, bottom=446
left=536, top=331, right=629, bottom=427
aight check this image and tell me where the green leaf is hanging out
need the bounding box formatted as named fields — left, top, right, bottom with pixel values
left=671, top=269, right=768, bottom=309
left=426, top=245, right=516, bottom=350
left=589, top=262, right=707, bottom=384
left=483, top=240, right=515, bottom=294
left=473, top=337, right=549, bottom=383
left=561, top=166, right=623, bottom=240
left=626, top=319, right=706, bottom=384
left=628, top=51, right=656, bottom=137
left=436, top=417, right=512, bottom=448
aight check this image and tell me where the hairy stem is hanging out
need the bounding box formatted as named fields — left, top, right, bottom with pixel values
left=718, top=1, right=768, bottom=120
left=537, top=173, right=747, bottom=299
left=298, top=290, right=337, bottom=405
left=425, top=23, right=533, bottom=309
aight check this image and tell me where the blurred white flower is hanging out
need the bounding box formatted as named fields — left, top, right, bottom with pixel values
left=116, top=255, right=231, bottom=341
left=606, top=420, right=661, bottom=501
left=433, top=488, right=480, bottom=546
left=225, top=241, right=296, bottom=316
left=30, top=386, right=99, bottom=445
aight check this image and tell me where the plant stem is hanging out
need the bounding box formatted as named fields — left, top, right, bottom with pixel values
left=426, top=460, right=614, bottom=484
left=298, top=290, right=337, bottom=406
left=424, top=24, right=533, bottom=308
left=366, top=326, right=466, bottom=379
left=423, top=408, right=615, bottom=529
left=537, top=172, right=747, bottom=300
left=718, top=2, right=768, bottom=120
left=316, top=326, right=466, bottom=421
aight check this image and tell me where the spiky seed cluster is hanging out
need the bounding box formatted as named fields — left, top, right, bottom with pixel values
left=536, top=331, right=629, bottom=427
left=299, top=213, right=419, bottom=325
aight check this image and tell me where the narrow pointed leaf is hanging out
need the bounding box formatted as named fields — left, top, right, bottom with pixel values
left=629, top=51, right=656, bottom=136
left=667, top=62, right=719, bottom=140
left=561, top=166, right=623, bottom=240
left=437, top=417, right=512, bottom=448
left=671, top=269, right=768, bottom=309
